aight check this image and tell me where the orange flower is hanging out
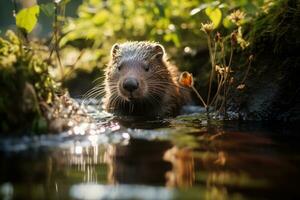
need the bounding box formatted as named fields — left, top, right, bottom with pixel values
left=179, top=71, right=193, bottom=87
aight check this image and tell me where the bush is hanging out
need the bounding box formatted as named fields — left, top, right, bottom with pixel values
left=0, top=31, right=56, bottom=133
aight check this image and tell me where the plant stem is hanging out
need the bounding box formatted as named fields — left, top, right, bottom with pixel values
left=53, top=2, right=64, bottom=82
left=220, top=42, right=234, bottom=118
left=206, top=34, right=215, bottom=109
left=240, top=58, right=252, bottom=84
left=11, top=0, right=18, bottom=18
left=191, top=86, right=207, bottom=108
left=221, top=42, right=226, bottom=66
left=228, top=44, right=233, bottom=67
left=210, top=75, right=225, bottom=106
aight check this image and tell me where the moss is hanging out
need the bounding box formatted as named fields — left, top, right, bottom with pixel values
left=0, top=30, right=57, bottom=134
left=231, top=0, right=300, bottom=120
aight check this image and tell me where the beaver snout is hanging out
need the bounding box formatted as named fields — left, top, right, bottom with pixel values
left=123, top=77, right=139, bottom=92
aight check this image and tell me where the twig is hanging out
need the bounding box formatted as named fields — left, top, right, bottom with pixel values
left=11, top=0, right=18, bottom=18
left=191, top=86, right=207, bottom=108
left=210, top=75, right=225, bottom=106
left=228, top=43, right=234, bottom=67
left=206, top=34, right=215, bottom=109
left=64, top=50, right=85, bottom=78
left=53, top=2, right=64, bottom=82
left=240, top=57, right=253, bottom=84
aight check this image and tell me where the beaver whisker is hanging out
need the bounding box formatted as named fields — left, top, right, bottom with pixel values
left=86, top=85, right=118, bottom=99
left=83, top=91, right=103, bottom=100
left=130, top=102, right=134, bottom=113
left=148, top=69, right=169, bottom=75
left=147, top=84, right=172, bottom=91
left=147, top=82, right=175, bottom=86
left=84, top=83, right=112, bottom=99
left=148, top=81, right=189, bottom=90
left=84, top=86, right=103, bottom=98
left=148, top=86, right=166, bottom=95
left=85, top=87, right=106, bottom=98
left=145, top=70, right=169, bottom=77
left=110, top=95, right=122, bottom=110
left=148, top=92, right=164, bottom=101
left=92, top=75, right=106, bottom=84
left=146, top=74, right=169, bottom=80
left=148, top=94, right=162, bottom=108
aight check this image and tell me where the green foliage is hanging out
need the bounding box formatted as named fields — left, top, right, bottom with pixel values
left=16, top=5, right=40, bottom=33
left=61, top=0, right=203, bottom=52
left=248, top=0, right=299, bottom=54
left=40, top=3, right=56, bottom=17
left=0, top=31, right=56, bottom=133
left=14, top=1, right=64, bottom=34
left=57, top=0, right=265, bottom=82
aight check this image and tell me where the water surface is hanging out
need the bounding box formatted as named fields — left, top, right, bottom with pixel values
left=0, top=101, right=300, bottom=200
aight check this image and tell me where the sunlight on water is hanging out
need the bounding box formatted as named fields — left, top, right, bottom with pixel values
left=69, top=184, right=174, bottom=200
left=0, top=183, right=13, bottom=200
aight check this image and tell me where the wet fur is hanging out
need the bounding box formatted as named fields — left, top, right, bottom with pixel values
left=103, top=41, right=190, bottom=118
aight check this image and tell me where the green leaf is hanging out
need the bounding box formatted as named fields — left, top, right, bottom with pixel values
left=40, top=3, right=55, bottom=17
left=205, top=7, right=222, bottom=28
left=223, top=16, right=234, bottom=29
left=16, top=5, right=40, bottom=33
left=92, top=10, right=110, bottom=25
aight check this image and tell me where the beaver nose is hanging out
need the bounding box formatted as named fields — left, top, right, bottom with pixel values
left=123, top=78, right=139, bottom=92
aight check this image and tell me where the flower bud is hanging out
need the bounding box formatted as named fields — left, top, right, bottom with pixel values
left=179, top=71, right=193, bottom=87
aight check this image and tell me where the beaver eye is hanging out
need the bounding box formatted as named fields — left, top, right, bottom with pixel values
left=144, top=65, right=150, bottom=72
left=117, top=64, right=122, bottom=71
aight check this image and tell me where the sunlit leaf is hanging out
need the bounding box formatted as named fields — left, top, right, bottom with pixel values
left=190, top=3, right=209, bottom=15
left=16, top=5, right=40, bottom=33
left=93, top=10, right=110, bottom=25
left=205, top=7, right=222, bottom=28
left=40, top=3, right=55, bottom=17
left=218, top=3, right=228, bottom=9
left=190, top=1, right=221, bottom=16
left=171, top=33, right=180, bottom=47
left=222, top=17, right=233, bottom=29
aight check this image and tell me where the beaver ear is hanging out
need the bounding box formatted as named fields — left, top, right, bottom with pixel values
left=151, top=44, right=165, bottom=60
left=111, top=43, right=120, bottom=59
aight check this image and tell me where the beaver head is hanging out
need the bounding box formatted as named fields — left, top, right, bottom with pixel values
left=103, top=41, right=187, bottom=117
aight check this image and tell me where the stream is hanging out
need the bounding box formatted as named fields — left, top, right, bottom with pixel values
left=0, top=99, right=300, bottom=200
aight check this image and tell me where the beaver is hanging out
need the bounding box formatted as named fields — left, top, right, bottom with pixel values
left=102, top=41, right=190, bottom=118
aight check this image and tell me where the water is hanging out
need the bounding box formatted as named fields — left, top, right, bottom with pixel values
left=0, top=101, right=300, bottom=200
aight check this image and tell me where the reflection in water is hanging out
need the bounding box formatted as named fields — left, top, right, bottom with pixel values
left=164, top=147, right=195, bottom=187
left=105, top=139, right=172, bottom=185
left=1, top=119, right=300, bottom=199
left=65, top=137, right=197, bottom=188
left=0, top=183, right=13, bottom=200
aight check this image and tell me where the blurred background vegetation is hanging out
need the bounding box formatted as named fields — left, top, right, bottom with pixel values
left=59, top=0, right=267, bottom=96
left=0, top=0, right=269, bottom=96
